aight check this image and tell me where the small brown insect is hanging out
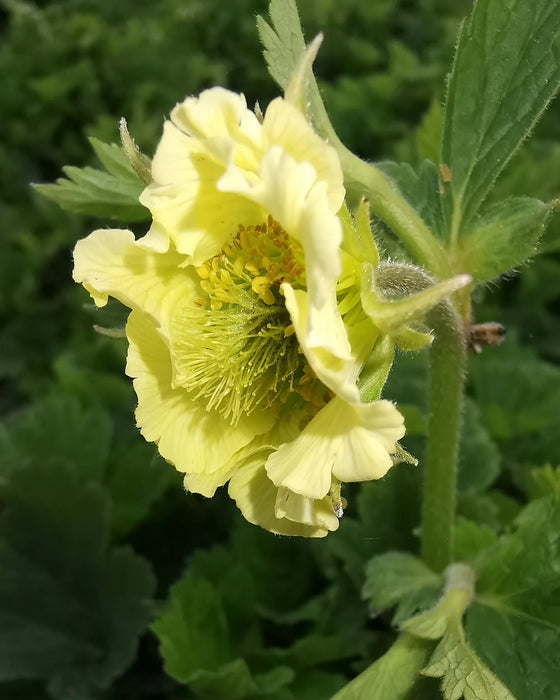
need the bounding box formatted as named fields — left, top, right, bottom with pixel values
left=440, top=163, right=452, bottom=183
left=468, top=322, right=506, bottom=354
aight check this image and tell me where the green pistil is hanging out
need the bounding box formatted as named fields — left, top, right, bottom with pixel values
left=173, top=290, right=302, bottom=425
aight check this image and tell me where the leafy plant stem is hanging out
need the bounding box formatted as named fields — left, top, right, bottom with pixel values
left=305, top=83, right=451, bottom=279
left=421, top=300, right=467, bottom=572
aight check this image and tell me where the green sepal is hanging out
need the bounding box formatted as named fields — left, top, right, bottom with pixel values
left=393, top=326, right=433, bottom=351
left=358, top=333, right=394, bottom=403
left=361, top=262, right=471, bottom=333
left=284, top=33, right=323, bottom=112
left=119, top=118, right=152, bottom=185
left=457, top=197, right=556, bottom=282
left=355, top=199, right=380, bottom=266
left=34, top=137, right=149, bottom=221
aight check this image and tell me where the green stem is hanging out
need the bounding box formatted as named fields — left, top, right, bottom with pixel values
left=307, top=83, right=451, bottom=279
left=421, top=303, right=466, bottom=572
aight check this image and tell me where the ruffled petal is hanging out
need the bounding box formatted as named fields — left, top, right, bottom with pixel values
left=228, top=454, right=337, bottom=537
left=218, top=146, right=342, bottom=313
left=266, top=396, right=405, bottom=499
left=73, top=228, right=196, bottom=341
left=140, top=120, right=263, bottom=264
left=126, top=309, right=274, bottom=475
left=170, top=87, right=262, bottom=169
left=262, top=97, right=345, bottom=212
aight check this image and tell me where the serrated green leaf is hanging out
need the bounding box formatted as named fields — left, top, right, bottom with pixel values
left=257, top=0, right=306, bottom=91
left=442, top=0, right=560, bottom=232
left=453, top=518, right=497, bottom=562
left=0, top=395, right=112, bottom=480
left=363, top=552, right=441, bottom=625
left=458, top=197, right=553, bottom=282
left=469, top=343, right=560, bottom=480
left=152, top=577, right=231, bottom=683
left=0, top=464, right=154, bottom=698
left=466, top=497, right=560, bottom=699
left=34, top=139, right=149, bottom=222
left=423, top=619, right=516, bottom=700
left=89, top=137, right=140, bottom=180
left=402, top=574, right=516, bottom=700
left=152, top=574, right=295, bottom=699
left=528, top=463, right=560, bottom=500
left=330, top=634, right=432, bottom=700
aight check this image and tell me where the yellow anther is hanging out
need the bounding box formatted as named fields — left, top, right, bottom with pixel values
left=223, top=243, right=232, bottom=256
left=194, top=298, right=206, bottom=307
left=245, top=259, right=261, bottom=276
left=220, top=270, right=232, bottom=286
left=233, top=256, right=245, bottom=275
left=240, top=230, right=251, bottom=250
left=199, top=280, right=213, bottom=295
left=268, top=262, right=280, bottom=279
left=262, top=288, right=275, bottom=305
left=214, top=287, right=231, bottom=302
left=196, top=262, right=211, bottom=279
left=211, top=257, right=220, bottom=272
left=284, top=323, right=296, bottom=338
left=210, top=299, right=223, bottom=310
left=251, top=275, right=271, bottom=295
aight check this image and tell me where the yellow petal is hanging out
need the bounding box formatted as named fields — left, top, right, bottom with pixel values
left=218, top=146, right=343, bottom=314
left=170, top=87, right=262, bottom=170
left=228, top=454, right=336, bottom=538
left=73, top=228, right=196, bottom=340
left=275, top=486, right=339, bottom=531
left=183, top=465, right=234, bottom=498
left=262, top=97, right=344, bottom=212
left=265, top=397, right=405, bottom=499
left=126, top=309, right=274, bottom=475
left=140, top=121, right=264, bottom=265
left=282, top=284, right=360, bottom=403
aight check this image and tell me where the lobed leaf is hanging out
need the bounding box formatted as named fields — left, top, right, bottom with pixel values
left=34, top=138, right=149, bottom=222
left=466, top=497, right=560, bottom=699
left=0, top=464, right=154, bottom=697
left=363, top=552, right=441, bottom=625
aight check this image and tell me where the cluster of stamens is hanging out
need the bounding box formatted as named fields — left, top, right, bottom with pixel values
left=194, top=215, right=305, bottom=313
left=172, top=217, right=328, bottom=426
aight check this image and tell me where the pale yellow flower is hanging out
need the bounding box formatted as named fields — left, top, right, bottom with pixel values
left=73, top=88, right=405, bottom=537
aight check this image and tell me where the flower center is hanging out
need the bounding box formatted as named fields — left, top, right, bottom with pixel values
left=172, top=217, right=323, bottom=426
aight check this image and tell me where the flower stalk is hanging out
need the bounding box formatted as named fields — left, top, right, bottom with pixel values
left=421, top=299, right=467, bottom=572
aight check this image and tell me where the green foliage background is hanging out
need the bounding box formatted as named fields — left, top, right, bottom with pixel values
left=1, top=0, right=559, bottom=698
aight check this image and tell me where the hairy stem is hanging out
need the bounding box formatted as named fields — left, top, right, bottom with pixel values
left=421, top=302, right=467, bottom=572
